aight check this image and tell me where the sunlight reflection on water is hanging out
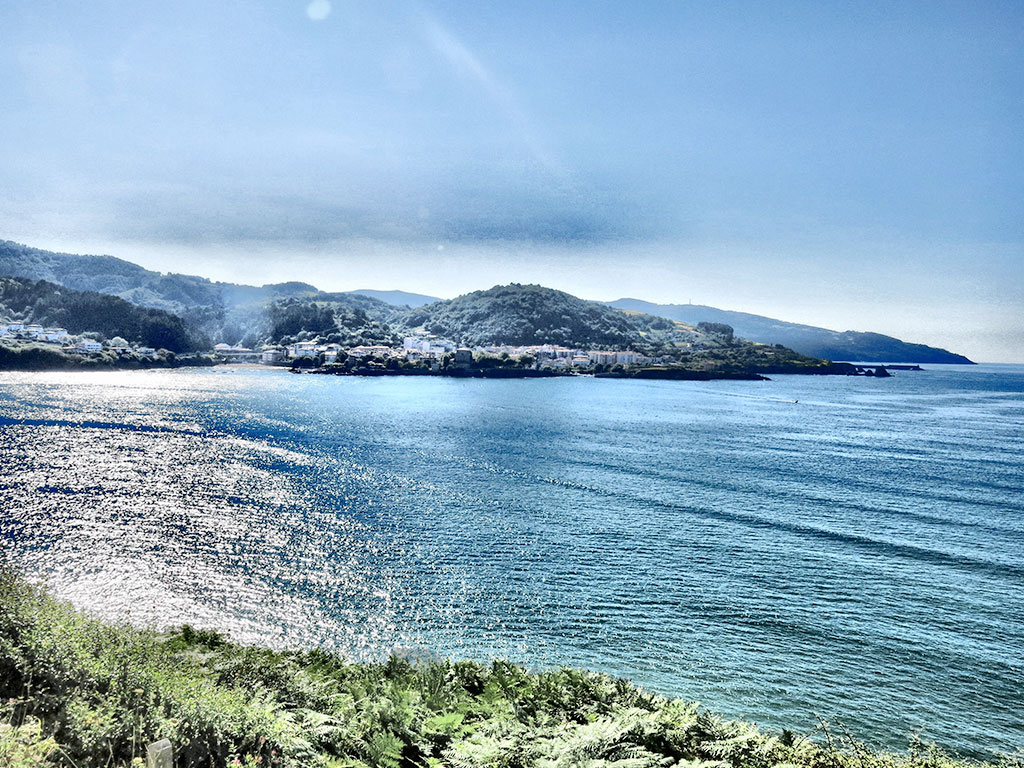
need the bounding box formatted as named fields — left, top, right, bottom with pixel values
left=2, top=366, right=1023, bottom=757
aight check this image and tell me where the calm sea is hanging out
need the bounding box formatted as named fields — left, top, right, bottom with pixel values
left=1, top=365, right=1022, bottom=757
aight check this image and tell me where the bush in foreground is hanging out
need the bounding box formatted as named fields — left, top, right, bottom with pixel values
left=0, top=573, right=1016, bottom=768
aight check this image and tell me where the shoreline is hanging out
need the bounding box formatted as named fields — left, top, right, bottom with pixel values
left=285, top=361, right=894, bottom=381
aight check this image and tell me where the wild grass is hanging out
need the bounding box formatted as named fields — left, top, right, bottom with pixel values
left=1, top=572, right=1017, bottom=768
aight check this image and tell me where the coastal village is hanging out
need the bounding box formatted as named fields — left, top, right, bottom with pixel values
left=2, top=318, right=656, bottom=371
left=1, top=321, right=158, bottom=357
left=215, top=334, right=660, bottom=370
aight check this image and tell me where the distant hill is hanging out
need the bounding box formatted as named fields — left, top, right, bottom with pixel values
left=0, top=240, right=974, bottom=364
left=402, top=283, right=672, bottom=351
left=395, top=283, right=830, bottom=373
left=0, top=240, right=326, bottom=315
left=348, top=289, right=441, bottom=307
left=0, top=277, right=208, bottom=352
left=0, top=240, right=401, bottom=347
left=607, top=298, right=973, bottom=364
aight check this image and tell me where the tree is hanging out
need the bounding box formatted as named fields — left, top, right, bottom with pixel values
left=696, top=322, right=734, bottom=340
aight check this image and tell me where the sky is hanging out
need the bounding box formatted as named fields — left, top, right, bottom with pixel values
left=1, top=1, right=1022, bottom=361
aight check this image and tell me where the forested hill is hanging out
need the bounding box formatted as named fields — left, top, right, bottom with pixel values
left=402, top=284, right=675, bottom=351
left=0, top=240, right=402, bottom=346
left=0, top=277, right=208, bottom=352
left=392, top=284, right=822, bottom=371
left=0, top=241, right=975, bottom=363
left=608, top=298, right=973, bottom=364
left=0, top=241, right=427, bottom=318
left=0, top=240, right=321, bottom=315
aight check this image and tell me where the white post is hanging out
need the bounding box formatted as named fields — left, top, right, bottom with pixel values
left=146, top=739, right=173, bottom=768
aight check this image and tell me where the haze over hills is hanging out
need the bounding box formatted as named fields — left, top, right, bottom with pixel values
left=0, top=239, right=404, bottom=346
left=0, top=240, right=973, bottom=363
left=0, top=240, right=327, bottom=315
left=350, top=289, right=442, bottom=308
left=607, top=299, right=973, bottom=364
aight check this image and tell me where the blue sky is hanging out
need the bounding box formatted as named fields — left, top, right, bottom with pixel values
left=1, top=0, right=1022, bottom=360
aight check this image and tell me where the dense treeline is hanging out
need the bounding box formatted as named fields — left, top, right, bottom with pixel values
left=0, top=277, right=208, bottom=352
left=400, top=284, right=680, bottom=353
left=267, top=299, right=401, bottom=347
left=264, top=285, right=833, bottom=373
left=0, top=240, right=223, bottom=311
left=696, top=322, right=734, bottom=339
left=1, top=574, right=1007, bottom=768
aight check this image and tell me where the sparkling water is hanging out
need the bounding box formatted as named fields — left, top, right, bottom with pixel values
left=1, top=365, right=1021, bottom=758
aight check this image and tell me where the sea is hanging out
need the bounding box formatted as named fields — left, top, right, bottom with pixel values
left=1, top=364, right=1022, bottom=758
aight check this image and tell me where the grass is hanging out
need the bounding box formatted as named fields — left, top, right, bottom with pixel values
left=1, top=572, right=1017, bottom=768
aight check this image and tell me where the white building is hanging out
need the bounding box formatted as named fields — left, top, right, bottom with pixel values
left=261, top=347, right=286, bottom=364
left=347, top=345, right=393, bottom=359
left=403, top=336, right=455, bottom=357
left=74, top=340, right=102, bottom=353
left=40, top=328, right=69, bottom=342
left=287, top=342, right=318, bottom=358
left=215, top=343, right=259, bottom=362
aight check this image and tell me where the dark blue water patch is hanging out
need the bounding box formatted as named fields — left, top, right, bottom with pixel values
left=0, top=416, right=211, bottom=437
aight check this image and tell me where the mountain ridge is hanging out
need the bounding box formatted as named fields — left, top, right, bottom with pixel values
left=606, top=298, right=972, bottom=364
left=0, top=240, right=972, bottom=363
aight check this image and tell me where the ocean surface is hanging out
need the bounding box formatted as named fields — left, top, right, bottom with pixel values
left=1, top=365, right=1022, bottom=758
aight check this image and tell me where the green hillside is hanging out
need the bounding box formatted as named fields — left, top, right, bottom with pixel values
left=393, top=284, right=829, bottom=372
left=0, top=241, right=402, bottom=347
left=401, top=284, right=675, bottom=352
left=0, top=241, right=968, bottom=370
left=0, top=277, right=208, bottom=352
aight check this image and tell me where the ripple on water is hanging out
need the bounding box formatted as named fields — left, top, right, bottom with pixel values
left=1, top=366, right=1022, bottom=758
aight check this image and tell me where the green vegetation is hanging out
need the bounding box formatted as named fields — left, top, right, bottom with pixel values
left=0, top=277, right=209, bottom=353
left=0, top=340, right=215, bottom=371
left=2, top=573, right=1011, bottom=768
left=268, top=300, right=401, bottom=349
left=0, top=241, right=976, bottom=365
left=400, top=284, right=679, bottom=354
left=0, top=241, right=404, bottom=350
left=695, top=323, right=734, bottom=340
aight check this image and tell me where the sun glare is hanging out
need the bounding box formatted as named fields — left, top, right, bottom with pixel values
left=306, top=0, right=331, bottom=22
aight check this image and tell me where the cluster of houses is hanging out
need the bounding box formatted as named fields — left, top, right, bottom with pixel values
left=471, top=343, right=652, bottom=369
left=1, top=321, right=157, bottom=357
left=1, top=321, right=69, bottom=342
left=214, top=334, right=655, bottom=369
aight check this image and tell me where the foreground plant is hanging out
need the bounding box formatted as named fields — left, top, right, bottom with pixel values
left=0, top=572, right=1015, bottom=768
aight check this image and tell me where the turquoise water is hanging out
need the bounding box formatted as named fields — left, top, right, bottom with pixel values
left=1, top=365, right=1022, bottom=758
